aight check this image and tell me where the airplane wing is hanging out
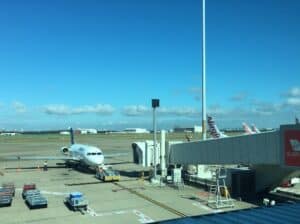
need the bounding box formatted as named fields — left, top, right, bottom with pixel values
left=0, top=155, right=80, bottom=162
left=104, top=153, right=128, bottom=158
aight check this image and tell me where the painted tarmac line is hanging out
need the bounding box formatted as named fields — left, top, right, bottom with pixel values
left=133, top=209, right=154, bottom=223
left=192, top=202, right=224, bottom=213
left=16, top=188, right=69, bottom=196
left=86, top=207, right=154, bottom=223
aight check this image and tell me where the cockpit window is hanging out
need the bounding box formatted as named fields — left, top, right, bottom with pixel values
left=87, top=152, right=101, bottom=156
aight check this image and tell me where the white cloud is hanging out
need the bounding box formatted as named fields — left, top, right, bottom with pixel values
left=207, top=104, right=228, bottom=116
left=251, top=101, right=281, bottom=116
left=285, top=87, right=300, bottom=97
left=286, top=98, right=300, bottom=106
left=189, top=87, right=201, bottom=94
left=281, top=87, right=300, bottom=110
left=230, top=92, right=248, bottom=101
left=159, top=107, right=200, bottom=117
left=122, top=105, right=150, bottom=116
left=12, top=101, right=26, bottom=113
left=44, top=104, right=115, bottom=115
left=122, top=105, right=201, bottom=117
left=189, top=87, right=201, bottom=101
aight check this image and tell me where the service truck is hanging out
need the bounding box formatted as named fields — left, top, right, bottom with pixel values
left=64, top=192, right=88, bottom=213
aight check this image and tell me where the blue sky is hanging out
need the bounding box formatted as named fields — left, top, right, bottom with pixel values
left=0, top=0, right=299, bottom=130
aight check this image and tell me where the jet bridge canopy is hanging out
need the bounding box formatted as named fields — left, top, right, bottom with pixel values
left=169, top=124, right=300, bottom=169
left=168, top=124, right=300, bottom=192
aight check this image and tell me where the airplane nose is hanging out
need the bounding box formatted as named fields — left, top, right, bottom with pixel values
left=95, top=156, right=104, bottom=165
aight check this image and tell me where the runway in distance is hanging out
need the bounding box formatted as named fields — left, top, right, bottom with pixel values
left=1, top=128, right=127, bottom=169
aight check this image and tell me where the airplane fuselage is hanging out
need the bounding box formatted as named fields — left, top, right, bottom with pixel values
left=68, top=144, right=104, bottom=167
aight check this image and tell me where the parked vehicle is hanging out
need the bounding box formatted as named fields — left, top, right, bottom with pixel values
left=0, top=188, right=13, bottom=207
left=2, top=183, right=15, bottom=197
left=25, top=193, right=48, bottom=209
left=22, top=184, right=36, bottom=199
left=22, top=184, right=47, bottom=209
left=95, top=166, right=120, bottom=182
left=64, top=192, right=88, bottom=212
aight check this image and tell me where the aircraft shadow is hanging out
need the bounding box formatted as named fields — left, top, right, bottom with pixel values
left=117, top=170, right=150, bottom=178
left=105, top=161, right=132, bottom=166
left=5, top=165, right=67, bottom=170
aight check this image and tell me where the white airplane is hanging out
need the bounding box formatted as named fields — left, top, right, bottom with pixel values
left=242, top=123, right=261, bottom=134
left=242, top=122, right=255, bottom=134
left=251, top=124, right=261, bottom=133
left=207, top=115, right=228, bottom=138
left=1, top=128, right=126, bottom=169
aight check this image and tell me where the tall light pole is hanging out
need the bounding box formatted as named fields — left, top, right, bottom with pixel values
left=202, top=0, right=207, bottom=140
left=152, top=99, right=160, bottom=179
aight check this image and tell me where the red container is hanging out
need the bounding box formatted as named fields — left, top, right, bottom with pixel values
left=23, top=184, right=36, bottom=191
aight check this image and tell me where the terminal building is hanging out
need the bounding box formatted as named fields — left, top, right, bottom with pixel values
left=123, top=128, right=149, bottom=133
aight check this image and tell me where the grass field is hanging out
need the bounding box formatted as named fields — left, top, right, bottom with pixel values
left=0, top=132, right=202, bottom=144
left=0, top=131, right=244, bottom=144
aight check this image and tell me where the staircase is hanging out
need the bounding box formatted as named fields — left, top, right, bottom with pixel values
left=207, top=166, right=234, bottom=209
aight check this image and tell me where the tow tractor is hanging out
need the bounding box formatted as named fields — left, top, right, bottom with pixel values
left=64, top=192, right=88, bottom=214
left=95, top=166, right=120, bottom=182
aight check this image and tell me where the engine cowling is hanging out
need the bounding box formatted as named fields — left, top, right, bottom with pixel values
left=61, top=147, right=69, bottom=155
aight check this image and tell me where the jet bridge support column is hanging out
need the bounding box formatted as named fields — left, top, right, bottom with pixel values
left=160, top=130, right=167, bottom=178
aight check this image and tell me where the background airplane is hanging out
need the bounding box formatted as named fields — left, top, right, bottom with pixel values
left=242, top=122, right=255, bottom=134
left=207, top=115, right=228, bottom=139
left=251, top=124, right=261, bottom=133
left=0, top=128, right=127, bottom=170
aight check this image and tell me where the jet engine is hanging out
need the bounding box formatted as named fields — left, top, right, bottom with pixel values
left=61, top=147, right=69, bottom=155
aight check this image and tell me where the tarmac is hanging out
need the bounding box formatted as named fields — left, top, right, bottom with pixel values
left=0, top=134, right=258, bottom=224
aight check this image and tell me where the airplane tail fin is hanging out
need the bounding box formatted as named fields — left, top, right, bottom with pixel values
left=251, top=124, right=260, bottom=133
left=243, top=122, right=254, bottom=134
left=207, top=115, right=226, bottom=138
left=69, top=127, right=75, bottom=145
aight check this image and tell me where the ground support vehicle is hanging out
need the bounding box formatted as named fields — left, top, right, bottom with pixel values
left=64, top=192, right=88, bottom=214
left=25, top=192, right=48, bottom=209
left=95, top=166, right=120, bottom=182
left=2, top=183, right=15, bottom=197
left=22, top=184, right=47, bottom=209
left=0, top=188, right=13, bottom=207
left=22, top=184, right=36, bottom=199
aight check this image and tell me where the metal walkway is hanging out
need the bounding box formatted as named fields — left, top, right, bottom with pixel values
left=168, top=124, right=300, bottom=192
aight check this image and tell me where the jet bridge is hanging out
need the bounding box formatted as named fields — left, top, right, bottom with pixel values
left=168, top=124, right=300, bottom=192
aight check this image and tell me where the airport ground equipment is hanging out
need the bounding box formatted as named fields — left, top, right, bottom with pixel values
left=0, top=188, right=13, bottom=207
left=22, top=184, right=36, bottom=199
left=64, top=192, right=88, bottom=213
left=169, top=124, right=300, bottom=192
left=95, top=166, right=120, bottom=182
left=2, top=183, right=15, bottom=197
left=24, top=190, right=48, bottom=209
left=168, top=167, right=184, bottom=189
left=207, top=167, right=234, bottom=209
